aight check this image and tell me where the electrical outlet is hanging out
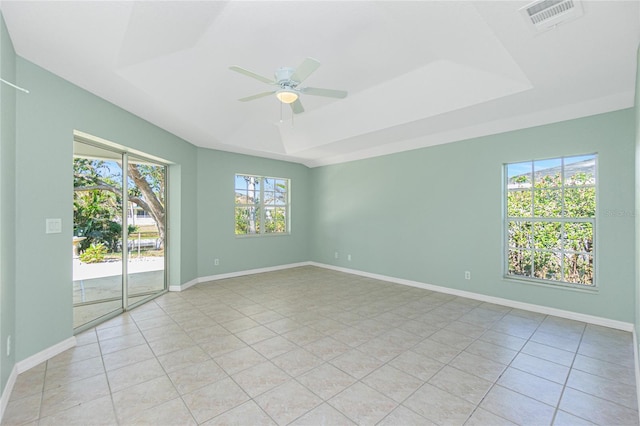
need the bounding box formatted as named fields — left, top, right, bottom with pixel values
left=334, top=251, right=339, bottom=259
left=214, top=258, right=220, bottom=266
left=347, top=254, right=352, bottom=262
left=465, top=271, right=471, bottom=280
left=7, top=335, right=11, bottom=356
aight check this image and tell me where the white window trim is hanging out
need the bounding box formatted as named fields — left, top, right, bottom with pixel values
left=235, top=174, right=291, bottom=237
left=503, top=154, right=597, bottom=290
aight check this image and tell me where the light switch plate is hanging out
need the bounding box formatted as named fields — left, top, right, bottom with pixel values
left=46, top=218, right=62, bottom=234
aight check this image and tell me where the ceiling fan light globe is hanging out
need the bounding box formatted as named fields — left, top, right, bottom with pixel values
left=276, top=90, right=298, bottom=104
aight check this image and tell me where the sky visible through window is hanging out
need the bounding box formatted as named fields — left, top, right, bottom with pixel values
left=505, top=153, right=596, bottom=286
left=507, top=154, right=595, bottom=179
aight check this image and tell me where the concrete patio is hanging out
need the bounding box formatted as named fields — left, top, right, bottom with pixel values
left=73, top=257, right=165, bottom=328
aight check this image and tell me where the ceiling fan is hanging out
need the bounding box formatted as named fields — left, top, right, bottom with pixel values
left=229, top=57, right=347, bottom=114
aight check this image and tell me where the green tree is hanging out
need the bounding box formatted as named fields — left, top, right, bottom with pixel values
left=74, top=158, right=122, bottom=252
left=234, top=176, right=287, bottom=235
left=74, top=158, right=166, bottom=249
left=265, top=208, right=286, bottom=233
left=127, top=164, right=166, bottom=247
left=507, top=170, right=595, bottom=285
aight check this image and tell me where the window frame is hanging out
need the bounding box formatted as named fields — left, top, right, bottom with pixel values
left=503, top=154, right=597, bottom=290
left=234, top=173, right=291, bottom=237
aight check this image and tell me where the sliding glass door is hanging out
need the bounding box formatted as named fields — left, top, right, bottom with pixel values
left=73, top=140, right=167, bottom=331
left=126, top=155, right=166, bottom=307
left=72, top=143, right=124, bottom=328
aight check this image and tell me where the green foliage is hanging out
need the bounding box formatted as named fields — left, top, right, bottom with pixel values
left=235, top=175, right=287, bottom=235
left=74, top=157, right=164, bottom=250
left=265, top=208, right=286, bottom=233
left=235, top=206, right=257, bottom=235
left=507, top=169, right=595, bottom=286
left=79, top=243, right=107, bottom=263
left=130, top=164, right=165, bottom=205
left=73, top=187, right=121, bottom=252
left=507, top=191, right=532, bottom=217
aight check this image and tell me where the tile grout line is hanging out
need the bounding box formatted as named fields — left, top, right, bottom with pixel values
left=453, top=306, right=522, bottom=425
left=549, top=321, right=587, bottom=426
left=13, top=268, right=637, bottom=425
left=101, top=323, right=122, bottom=426
left=463, top=310, right=552, bottom=425
left=151, top=298, right=218, bottom=426
left=115, top=300, right=196, bottom=425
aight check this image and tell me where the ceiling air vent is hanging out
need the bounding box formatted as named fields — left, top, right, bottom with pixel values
left=520, top=0, right=584, bottom=32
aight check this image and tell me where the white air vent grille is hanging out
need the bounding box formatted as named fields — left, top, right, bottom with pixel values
left=521, top=0, right=584, bottom=32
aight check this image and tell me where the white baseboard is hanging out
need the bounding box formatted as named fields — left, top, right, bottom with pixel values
left=16, top=337, right=76, bottom=374
left=172, top=262, right=313, bottom=291
left=0, top=336, right=76, bottom=423
left=199, top=262, right=312, bottom=284
left=177, top=260, right=633, bottom=331
left=169, top=277, right=197, bottom=292
left=2, top=262, right=636, bottom=422
left=0, top=365, right=18, bottom=423
left=633, top=330, right=640, bottom=424
left=310, top=262, right=634, bottom=332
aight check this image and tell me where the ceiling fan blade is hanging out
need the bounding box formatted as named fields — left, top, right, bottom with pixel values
left=290, top=99, right=305, bottom=114
left=290, top=57, right=321, bottom=84
left=302, top=87, right=348, bottom=99
left=229, top=66, right=275, bottom=85
left=238, top=91, right=276, bottom=102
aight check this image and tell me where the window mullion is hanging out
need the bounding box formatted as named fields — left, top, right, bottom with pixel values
left=505, top=154, right=596, bottom=287
left=259, top=178, right=264, bottom=234
left=235, top=174, right=290, bottom=236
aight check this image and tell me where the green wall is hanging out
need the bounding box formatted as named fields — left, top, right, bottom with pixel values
left=7, top=52, right=313, bottom=368
left=311, top=109, right=636, bottom=323
left=1, top=8, right=638, bottom=401
left=13, top=57, right=202, bottom=361
left=0, top=13, right=17, bottom=396
left=635, top=44, right=640, bottom=357
left=196, top=148, right=311, bottom=278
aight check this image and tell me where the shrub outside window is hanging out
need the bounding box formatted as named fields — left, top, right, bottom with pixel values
left=505, top=154, right=596, bottom=287
left=235, top=174, right=289, bottom=235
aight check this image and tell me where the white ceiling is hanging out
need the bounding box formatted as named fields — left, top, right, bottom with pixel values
left=1, top=1, right=638, bottom=167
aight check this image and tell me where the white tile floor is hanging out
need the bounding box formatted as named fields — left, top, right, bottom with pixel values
left=2, top=266, right=638, bottom=425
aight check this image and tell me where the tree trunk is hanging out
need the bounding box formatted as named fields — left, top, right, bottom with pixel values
left=74, top=165, right=166, bottom=249
left=127, top=164, right=166, bottom=248
left=247, top=176, right=257, bottom=234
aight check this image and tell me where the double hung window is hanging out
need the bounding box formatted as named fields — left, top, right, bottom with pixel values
left=235, top=174, right=290, bottom=235
left=505, top=155, right=596, bottom=287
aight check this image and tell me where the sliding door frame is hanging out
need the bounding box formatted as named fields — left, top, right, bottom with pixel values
left=73, top=137, right=169, bottom=333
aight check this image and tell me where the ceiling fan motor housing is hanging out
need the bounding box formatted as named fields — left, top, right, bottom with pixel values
left=275, top=67, right=298, bottom=87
